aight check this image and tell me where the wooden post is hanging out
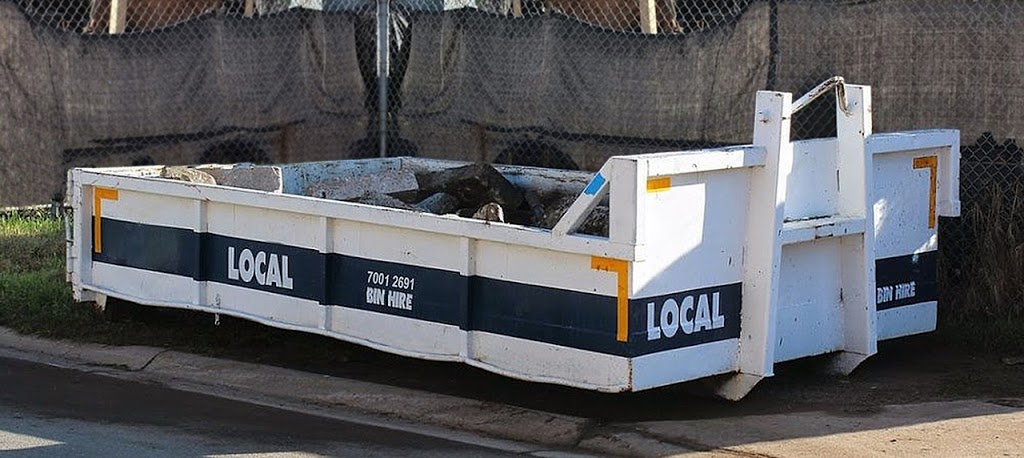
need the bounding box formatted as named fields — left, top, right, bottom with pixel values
left=512, top=0, right=522, bottom=17
left=109, top=0, right=127, bottom=34
left=245, top=0, right=255, bottom=17
left=639, top=0, right=657, bottom=34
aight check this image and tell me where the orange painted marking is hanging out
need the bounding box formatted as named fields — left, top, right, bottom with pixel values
left=646, top=177, right=671, bottom=193
left=913, top=156, right=937, bottom=229
left=591, top=256, right=630, bottom=342
left=93, top=187, right=119, bottom=253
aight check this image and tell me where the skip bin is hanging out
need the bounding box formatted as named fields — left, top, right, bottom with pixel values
left=66, top=81, right=960, bottom=399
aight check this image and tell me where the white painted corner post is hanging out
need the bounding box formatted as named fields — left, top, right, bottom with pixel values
left=830, top=84, right=878, bottom=373
left=639, top=0, right=658, bottom=34
left=716, top=91, right=793, bottom=400
left=109, top=0, right=128, bottom=34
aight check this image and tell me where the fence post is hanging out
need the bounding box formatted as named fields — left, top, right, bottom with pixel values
left=377, top=0, right=391, bottom=158
left=109, top=0, right=127, bottom=34
left=639, top=0, right=657, bottom=34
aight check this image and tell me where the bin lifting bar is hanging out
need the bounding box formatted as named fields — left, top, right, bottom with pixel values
left=792, top=76, right=853, bottom=116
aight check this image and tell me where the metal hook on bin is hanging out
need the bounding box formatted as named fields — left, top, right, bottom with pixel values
left=792, top=76, right=853, bottom=116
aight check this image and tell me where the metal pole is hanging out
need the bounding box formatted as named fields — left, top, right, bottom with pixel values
left=767, top=0, right=778, bottom=91
left=376, top=0, right=390, bottom=158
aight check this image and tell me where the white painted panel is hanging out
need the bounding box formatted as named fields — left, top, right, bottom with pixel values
left=473, top=241, right=615, bottom=296
left=78, top=171, right=636, bottom=261
left=205, top=202, right=324, bottom=250
left=873, top=149, right=942, bottom=259
left=632, top=339, right=738, bottom=390
left=330, top=307, right=465, bottom=359
left=641, top=146, right=767, bottom=176
left=775, top=239, right=844, bottom=362
left=332, top=220, right=463, bottom=272
left=633, top=170, right=748, bottom=298
left=207, top=283, right=322, bottom=329
left=867, top=130, right=958, bottom=156
left=99, top=190, right=197, bottom=230
left=878, top=302, right=937, bottom=340
left=91, top=263, right=197, bottom=305
left=786, top=138, right=839, bottom=221
left=467, top=332, right=630, bottom=392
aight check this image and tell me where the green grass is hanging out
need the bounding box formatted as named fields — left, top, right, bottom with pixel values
left=0, top=213, right=86, bottom=337
left=938, top=183, right=1024, bottom=355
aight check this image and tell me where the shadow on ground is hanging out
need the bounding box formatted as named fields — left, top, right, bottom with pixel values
left=105, top=302, right=1024, bottom=426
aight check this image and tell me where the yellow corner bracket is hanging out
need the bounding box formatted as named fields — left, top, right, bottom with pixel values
left=591, top=256, right=630, bottom=342
left=912, top=156, right=937, bottom=229
left=646, top=177, right=671, bottom=193
left=93, top=187, right=119, bottom=253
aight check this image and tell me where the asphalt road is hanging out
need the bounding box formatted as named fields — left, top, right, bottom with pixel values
left=0, top=356, right=519, bottom=457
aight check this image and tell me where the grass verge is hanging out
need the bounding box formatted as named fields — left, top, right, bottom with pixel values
left=938, top=183, right=1024, bottom=354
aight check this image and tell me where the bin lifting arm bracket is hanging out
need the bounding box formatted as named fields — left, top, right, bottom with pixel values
left=792, top=76, right=853, bottom=116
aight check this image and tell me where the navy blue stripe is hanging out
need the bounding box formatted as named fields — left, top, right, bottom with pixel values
left=327, top=255, right=468, bottom=327
left=204, top=234, right=325, bottom=302
left=629, top=283, right=743, bottom=353
left=875, top=251, right=938, bottom=311
left=469, top=277, right=623, bottom=354
left=93, top=219, right=199, bottom=279
left=93, top=218, right=742, bottom=357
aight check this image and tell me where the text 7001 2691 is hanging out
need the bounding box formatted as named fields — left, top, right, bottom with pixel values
left=365, top=270, right=415, bottom=311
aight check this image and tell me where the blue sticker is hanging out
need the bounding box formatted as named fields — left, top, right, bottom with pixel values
left=583, top=173, right=606, bottom=195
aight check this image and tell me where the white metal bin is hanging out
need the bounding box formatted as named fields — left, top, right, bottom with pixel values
left=66, top=81, right=960, bottom=399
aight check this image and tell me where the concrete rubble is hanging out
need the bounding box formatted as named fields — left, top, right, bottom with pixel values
left=159, top=166, right=217, bottom=185
left=415, top=192, right=460, bottom=214
left=416, top=163, right=525, bottom=211
left=299, top=162, right=610, bottom=236
left=538, top=195, right=610, bottom=237
left=156, top=164, right=284, bottom=193
left=304, top=169, right=419, bottom=201
left=158, top=160, right=610, bottom=237
left=472, top=202, right=505, bottom=223
left=348, top=191, right=417, bottom=211
left=199, top=163, right=283, bottom=192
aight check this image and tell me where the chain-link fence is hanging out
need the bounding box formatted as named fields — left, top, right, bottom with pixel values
left=3, top=0, right=1024, bottom=209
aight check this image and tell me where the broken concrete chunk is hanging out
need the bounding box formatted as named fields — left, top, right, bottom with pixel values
left=418, top=163, right=524, bottom=210
left=348, top=192, right=417, bottom=211
left=200, top=163, right=282, bottom=192
left=305, top=169, right=418, bottom=201
left=578, top=205, right=609, bottom=237
left=538, top=195, right=576, bottom=229
left=473, top=202, right=505, bottom=223
left=538, top=195, right=609, bottom=237
left=523, top=190, right=546, bottom=223
left=416, top=192, right=459, bottom=215
left=160, top=166, right=217, bottom=185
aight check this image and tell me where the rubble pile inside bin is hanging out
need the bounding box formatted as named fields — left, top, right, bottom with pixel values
left=156, top=163, right=608, bottom=237
left=310, top=163, right=610, bottom=237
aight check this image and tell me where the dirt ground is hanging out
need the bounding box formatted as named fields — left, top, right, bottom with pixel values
left=206, top=319, right=1024, bottom=424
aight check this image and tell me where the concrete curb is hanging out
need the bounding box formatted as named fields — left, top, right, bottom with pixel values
left=0, top=328, right=593, bottom=451
left=6, top=327, right=1020, bottom=457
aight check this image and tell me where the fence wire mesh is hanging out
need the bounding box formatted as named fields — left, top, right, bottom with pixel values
left=2, top=0, right=1023, bottom=214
